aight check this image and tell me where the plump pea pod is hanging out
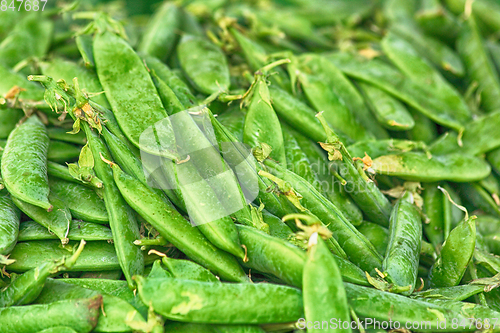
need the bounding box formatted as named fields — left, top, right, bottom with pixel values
left=0, top=63, right=45, bottom=101
left=216, top=107, right=245, bottom=142
left=47, top=127, right=87, bottom=145
left=357, top=81, right=414, bottom=131
left=316, top=113, right=392, bottom=227
left=243, top=75, right=286, bottom=167
left=7, top=240, right=156, bottom=272
left=0, top=240, right=85, bottom=307
left=110, top=162, right=248, bottom=282
left=296, top=54, right=372, bottom=143
left=347, top=139, right=428, bottom=160
left=0, top=190, right=20, bottom=256
left=264, top=160, right=383, bottom=273
left=372, top=152, right=491, bottom=182
left=143, top=55, right=197, bottom=108
left=430, top=215, right=476, bottom=288
left=304, top=233, right=351, bottom=333
left=413, top=284, right=491, bottom=301
left=1, top=115, right=52, bottom=211
left=84, top=127, right=144, bottom=289
left=49, top=177, right=107, bottom=223
left=445, top=0, right=500, bottom=37
left=383, top=192, right=422, bottom=295
left=35, top=279, right=146, bottom=333
left=177, top=35, right=230, bottom=95
left=18, top=220, right=112, bottom=242
left=161, top=256, right=220, bottom=283
left=93, top=30, right=170, bottom=155
left=457, top=14, right=500, bottom=113
left=136, top=276, right=303, bottom=324
left=39, top=58, right=110, bottom=109
left=138, top=2, right=180, bottom=61
left=260, top=208, right=293, bottom=240
left=0, top=13, right=53, bottom=70
left=0, top=108, right=23, bottom=139
left=415, top=0, right=461, bottom=43
left=12, top=193, right=71, bottom=244
left=326, top=52, right=468, bottom=131
left=407, top=108, right=438, bottom=144
left=357, top=221, right=389, bottom=257
left=423, top=183, right=448, bottom=249
left=345, top=283, right=500, bottom=332
left=0, top=295, right=102, bottom=333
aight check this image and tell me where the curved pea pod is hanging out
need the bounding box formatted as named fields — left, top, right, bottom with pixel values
left=47, top=128, right=87, bottom=145
left=371, top=152, right=491, bottom=182
left=1, top=115, right=51, bottom=211
left=358, top=81, right=414, bottom=131
left=7, top=240, right=157, bottom=273
left=383, top=192, right=422, bottom=295
left=35, top=279, right=146, bottom=333
left=382, top=31, right=470, bottom=121
left=0, top=240, right=85, bottom=307
left=457, top=14, right=500, bottom=113
left=110, top=163, right=248, bottom=283
left=304, top=233, right=351, bottom=333
left=0, top=191, right=20, bottom=256
left=18, top=220, right=112, bottom=242
left=263, top=160, right=383, bottom=273
left=0, top=108, right=23, bottom=139
left=0, top=63, right=45, bottom=101
left=85, top=127, right=144, bottom=289
left=0, top=295, right=101, bottom=333
left=347, top=139, right=428, bottom=160
left=12, top=193, right=71, bottom=245
left=429, top=215, right=476, bottom=288
left=423, top=183, right=449, bottom=249
left=296, top=54, right=373, bottom=143
left=143, top=55, right=197, bottom=108
left=243, top=75, right=286, bottom=167
left=345, top=282, right=500, bottom=331
left=138, top=2, right=180, bottom=61
left=177, top=35, right=230, bottom=95
left=162, top=257, right=220, bottom=283
left=39, top=58, right=110, bottom=109
left=357, top=221, right=389, bottom=257
left=326, top=52, right=469, bottom=131
left=415, top=0, right=461, bottom=43
left=136, top=276, right=303, bottom=324
left=93, top=31, right=170, bottom=155
left=49, top=178, right=108, bottom=223
left=0, top=13, right=53, bottom=70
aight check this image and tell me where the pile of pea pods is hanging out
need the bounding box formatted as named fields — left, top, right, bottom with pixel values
left=3, top=0, right=500, bottom=332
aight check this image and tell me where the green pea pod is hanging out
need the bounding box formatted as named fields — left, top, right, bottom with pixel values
left=413, top=284, right=490, bottom=301
left=47, top=140, right=81, bottom=163
left=383, top=192, right=422, bottom=295
left=372, top=152, right=491, bottom=182
left=85, top=127, right=144, bottom=289
left=0, top=191, right=20, bottom=256
left=415, top=0, right=461, bottom=43
left=304, top=233, right=351, bottom=333
left=93, top=30, right=171, bottom=156
left=296, top=54, right=372, bottom=143
left=358, top=81, right=414, bottom=131
left=47, top=128, right=87, bottom=145
left=326, top=52, right=468, bottom=131
left=243, top=75, right=286, bottom=167
left=136, top=276, right=303, bottom=324
left=110, top=163, right=248, bottom=282
left=2, top=115, right=51, bottom=211
left=138, top=2, right=180, bottom=61
left=347, top=139, right=428, bottom=160
left=345, top=282, right=500, bottom=331
left=0, top=296, right=102, bottom=333
left=264, top=160, right=383, bottom=273
left=0, top=108, right=23, bottom=139
left=0, top=63, right=45, bottom=101
left=47, top=161, right=93, bottom=187
left=456, top=182, right=500, bottom=218
left=79, top=271, right=123, bottom=280
left=423, top=183, right=448, bottom=249
left=315, top=113, right=393, bottom=227
left=429, top=215, right=476, bottom=288
left=406, top=108, right=438, bottom=144
left=49, top=177, right=107, bottom=223
left=0, top=13, right=53, bottom=70
left=39, top=58, right=110, bottom=109
left=0, top=240, right=85, bottom=307
left=7, top=240, right=156, bottom=273
left=18, top=220, right=112, bottom=242
left=382, top=31, right=470, bottom=122
left=457, top=14, right=500, bottom=113
left=35, top=279, right=146, bottom=333
left=216, top=107, right=245, bottom=142
left=177, top=35, right=230, bottom=95
left=162, top=257, right=220, bottom=283
left=36, top=327, right=78, bottom=333
left=357, top=221, right=389, bottom=257
left=76, top=34, right=95, bottom=68
left=445, top=0, right=500, bottom=35
left=488, top=147, right=500, bottom=175
left=214, top=325, right=266, bottom=333
left=292, top=129, right=363, bottom=226
left=143, top=55, right=197, bottom=108
left=12, top=193, right=71, bottom=245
